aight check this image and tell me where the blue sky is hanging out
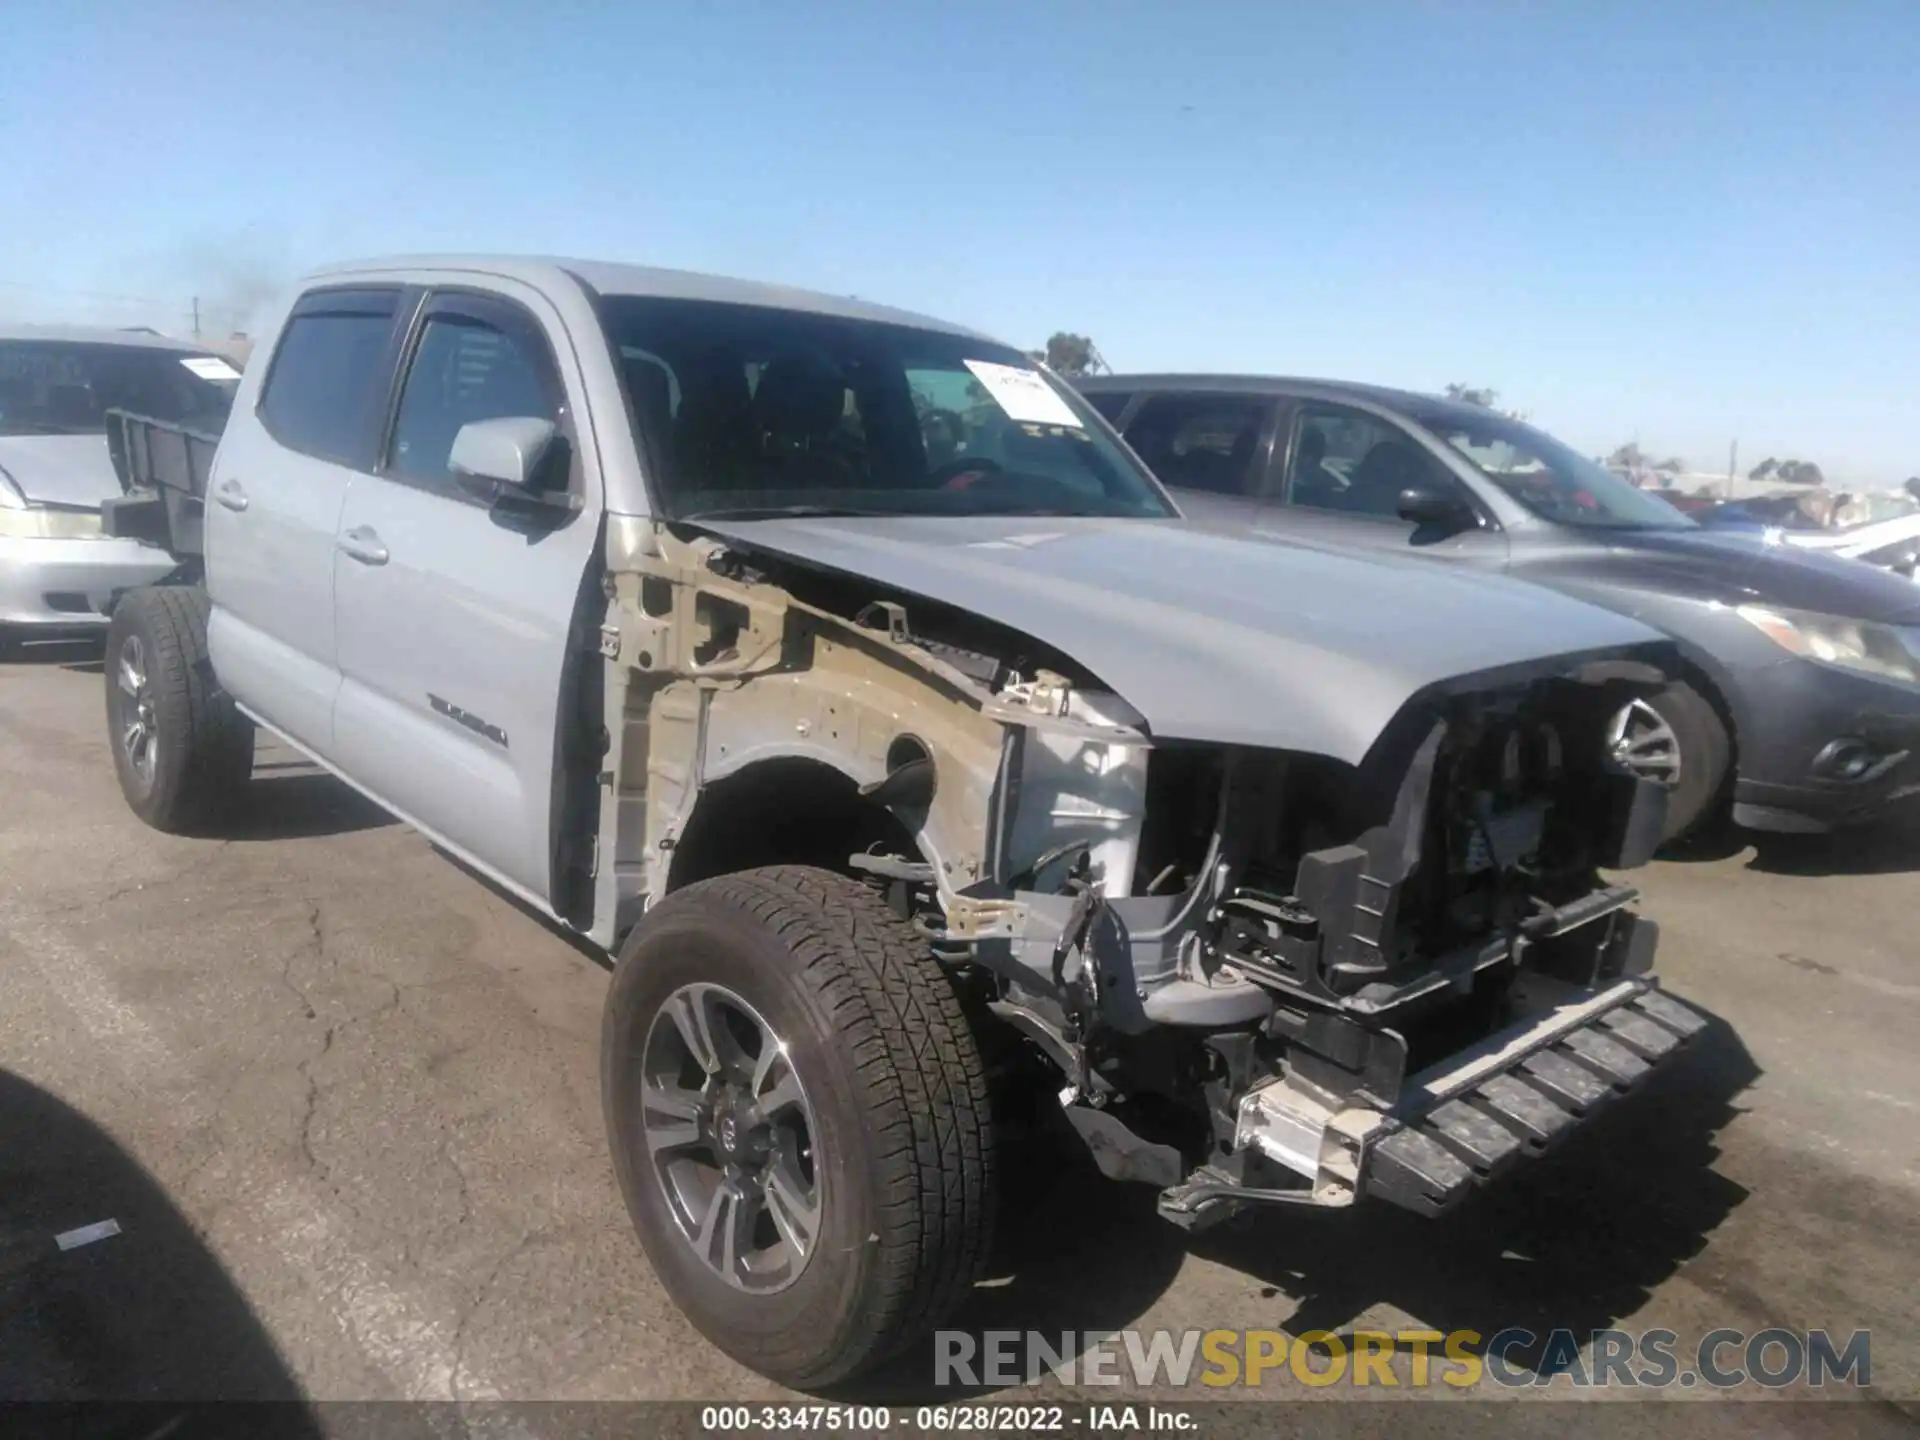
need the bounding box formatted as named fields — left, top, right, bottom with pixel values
left=4, top=1, right=1916, bottom=483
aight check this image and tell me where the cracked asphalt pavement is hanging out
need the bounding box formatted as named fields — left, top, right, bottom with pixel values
left=2, top=642, right=1918, bottom=1424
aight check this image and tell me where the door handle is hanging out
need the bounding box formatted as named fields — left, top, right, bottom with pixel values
left=337, top=525, right=390, bottom=566
left=214, top=478, right=249, bottom=512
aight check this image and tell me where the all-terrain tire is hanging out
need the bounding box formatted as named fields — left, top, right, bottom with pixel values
left=602, top=865, right=996, bottom=1390
left=105, top=587, right=254, bottom=833
left=1646, top=680, right=1732, bottom=843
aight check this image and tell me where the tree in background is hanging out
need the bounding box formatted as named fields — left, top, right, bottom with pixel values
left=1602, top=442, right=1683, bottom=473
left=1444, top=383, right=1530, bottom=422
left=1444, top=382, right=1499, bottom=407
left=1029, top=333, right=1108, bottom=376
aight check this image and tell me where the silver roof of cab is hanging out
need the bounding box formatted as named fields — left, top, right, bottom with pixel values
left=304, top=255, right=995, bottom=342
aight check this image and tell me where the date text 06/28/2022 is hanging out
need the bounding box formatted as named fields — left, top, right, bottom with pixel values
left=700, top=1405, right=1193, bottom=1432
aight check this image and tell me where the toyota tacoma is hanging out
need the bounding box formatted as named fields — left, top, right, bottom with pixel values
left=98, top=255, right=1706, bottom=1389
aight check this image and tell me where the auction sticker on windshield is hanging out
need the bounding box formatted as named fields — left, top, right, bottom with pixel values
left=964, top=359, right=1083, bottom=427
left=180, top=355, right=242, bottom=381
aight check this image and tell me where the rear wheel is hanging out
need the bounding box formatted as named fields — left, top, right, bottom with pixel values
left=602, top=865, right=996, bottom=1389
left=1607, top=681, right=1730, bottom=843
left=105, top=588, right=254, bottom=833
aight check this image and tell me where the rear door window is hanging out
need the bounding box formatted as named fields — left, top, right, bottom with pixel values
left=257, top=290, right=402, bottom=469
left=1121, top=394, right=1270, bottom=496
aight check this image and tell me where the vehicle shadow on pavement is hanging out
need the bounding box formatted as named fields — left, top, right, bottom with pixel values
left=219, top=769, right=399, bottom=842
left=1744, top=813, right=1920, bottom=877
left=0, top=1066, right=321, bottom=1427
left=1660, top=812, right=1920, bottom=876
left=847, top=1127, right=1190, bottom=1402
left=858, top=1007, right=1756, bottom=1401
left=0, top=637, right=104, bottom=671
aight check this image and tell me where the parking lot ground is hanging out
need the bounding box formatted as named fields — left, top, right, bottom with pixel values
left=3, top=642, right=1918, bottom=1430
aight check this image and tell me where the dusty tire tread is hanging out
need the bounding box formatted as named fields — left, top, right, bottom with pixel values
left=107, top=587, right=252, bottom=832
left=1649, top=679, right=1731, bottom=844
left=709, top=866, right=994, bottom=1371
left=635, top=864, right=996, bottom=1386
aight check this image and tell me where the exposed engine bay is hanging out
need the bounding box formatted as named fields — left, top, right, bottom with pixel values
left=594, top=519, right=1707, bottom=1229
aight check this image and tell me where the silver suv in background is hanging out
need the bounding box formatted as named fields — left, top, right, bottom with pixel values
left=98, top=256, right=1706, bottom=1388
left=0, top=325, right=239, bottom=653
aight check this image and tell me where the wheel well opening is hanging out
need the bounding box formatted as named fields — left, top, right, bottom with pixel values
left=667, top=758, right=922, bottom=893
left=886, top=733, right=930, bottom=774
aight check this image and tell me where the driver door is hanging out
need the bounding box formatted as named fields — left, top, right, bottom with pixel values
left=1258, top=401, right=1509, bottom=568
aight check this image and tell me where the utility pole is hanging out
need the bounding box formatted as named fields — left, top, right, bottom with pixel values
left=1727, top=439, right=1737, bottom=498
left=191, top=297, right=200, bottom=339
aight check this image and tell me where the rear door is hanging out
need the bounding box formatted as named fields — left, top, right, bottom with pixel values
left=205, top=287, right=407, bottom=751
left=329, top=285, right=602, bottom=909
left=1117, top=392, right=1277, bottom=528
left=1263, top=399, right=1510, bottom=566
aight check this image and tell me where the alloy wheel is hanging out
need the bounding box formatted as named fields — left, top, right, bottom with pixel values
left=1606, top=697, right=1682, bottom=788
left=640, top=982, right=822, bottom=1294
left=116, top=634, right=159, bottom=792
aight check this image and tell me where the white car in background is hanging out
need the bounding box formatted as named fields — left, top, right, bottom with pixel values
left=0, top=325, right=242, bottom=653
left=1782, top=494, right=1920, bottom=582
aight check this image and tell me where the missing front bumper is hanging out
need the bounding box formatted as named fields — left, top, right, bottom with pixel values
left=1157, top=978, right=1707, bottom=1229
left=1365, top=979, right=1707, bottom=1215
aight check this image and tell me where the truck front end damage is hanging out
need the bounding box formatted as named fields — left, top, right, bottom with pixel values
left=594, top=519, right=1705, bottom=1232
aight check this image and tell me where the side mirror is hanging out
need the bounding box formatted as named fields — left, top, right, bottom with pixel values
left=1893, top=549, right=1920, bottom=579
left=1397, top=485, right=1473, bottom=528
left=449, top=416, right=559, bottom=493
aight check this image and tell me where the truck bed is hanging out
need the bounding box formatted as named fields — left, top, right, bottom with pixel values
left=99, top=409, right=224, bottom=559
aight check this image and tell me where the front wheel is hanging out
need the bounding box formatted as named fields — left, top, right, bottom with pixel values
left=105, top=588, right=254, bottom=833
left=1606, top=681, right=1730, bottom=843
left=602, top=865, right=996, bottom=1389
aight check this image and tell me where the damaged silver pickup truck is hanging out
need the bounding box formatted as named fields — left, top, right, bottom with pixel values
left=98, top=256, right=1706, bottom=1389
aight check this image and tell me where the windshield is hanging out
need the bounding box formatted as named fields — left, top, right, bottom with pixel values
left=598, top=296, right=1174, bottom=520
left=0, top=340, right=240, bottom=437
left=1403, top=401, right=1696, bottom=531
